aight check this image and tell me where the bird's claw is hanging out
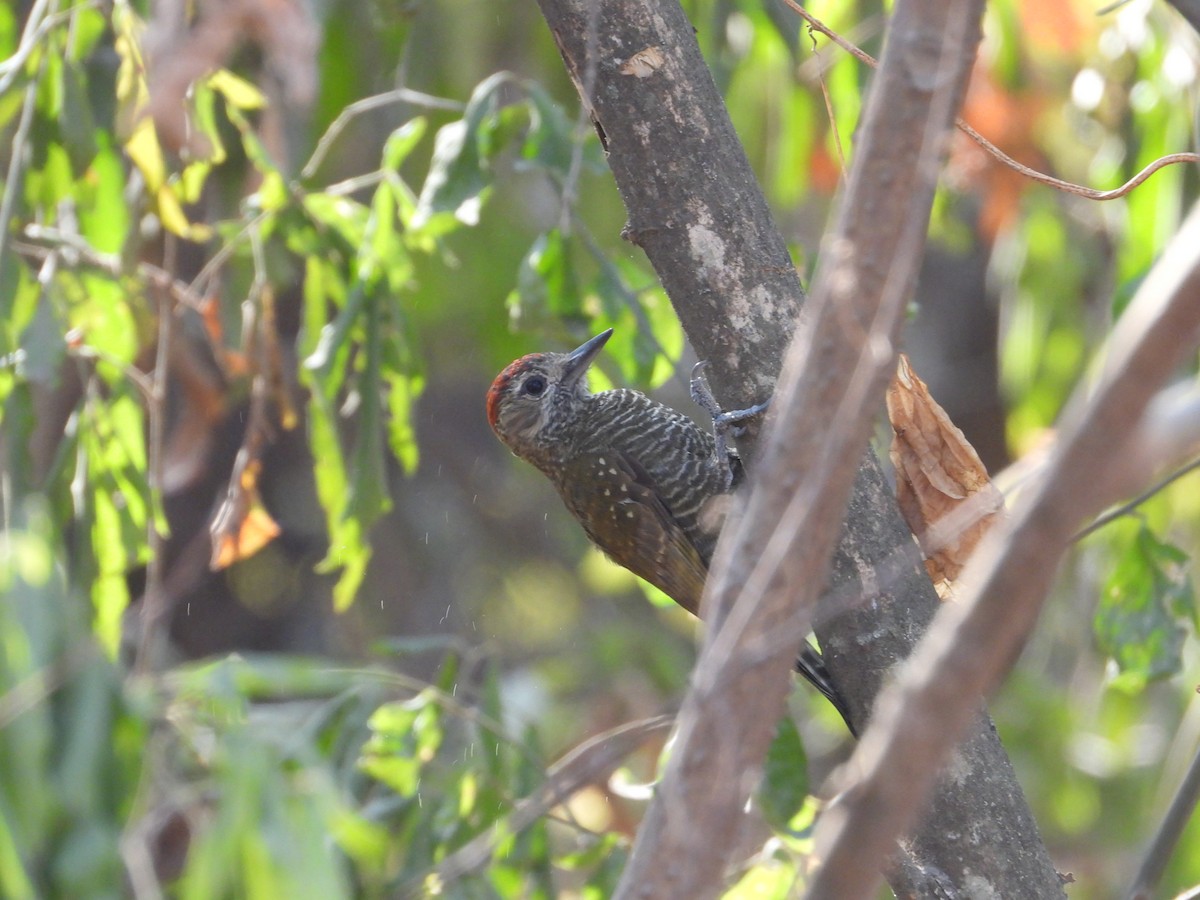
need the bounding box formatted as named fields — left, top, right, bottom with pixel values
left=714, top=399, right=771, bottom=437
left=690, top=361, right=770, bottom=489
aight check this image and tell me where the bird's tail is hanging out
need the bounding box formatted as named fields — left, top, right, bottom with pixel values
left=796, top=644, right=858, bottom=737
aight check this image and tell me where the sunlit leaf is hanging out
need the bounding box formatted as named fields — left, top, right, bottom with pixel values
left=384, top=368, right=423, bottom=475
left=66, top=7, right=107, bottom=62
left=382, top=117, right=427, bottom=171
left=306, top=385, right=372, bottom=611
left=124, top=115, right=165, bottom=191
left=208, top=69, right=268, bottom=111
left=77, top=140, right=130, bottom=254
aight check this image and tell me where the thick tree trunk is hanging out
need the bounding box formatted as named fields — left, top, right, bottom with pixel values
left=533, top=0, right=1064, bottom=896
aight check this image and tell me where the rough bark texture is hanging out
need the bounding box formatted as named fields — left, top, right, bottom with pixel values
left=533, top=0, right=1063, bottom=896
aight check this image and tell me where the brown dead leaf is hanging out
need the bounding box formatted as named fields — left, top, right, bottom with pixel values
left=887, top=354, right=1004, bottom=598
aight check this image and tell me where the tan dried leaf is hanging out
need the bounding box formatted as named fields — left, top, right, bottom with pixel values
left=887, top=354, right=1004, bottom=598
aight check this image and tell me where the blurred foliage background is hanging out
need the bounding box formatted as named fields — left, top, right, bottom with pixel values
left=1, top=0, right=1199, bottom=896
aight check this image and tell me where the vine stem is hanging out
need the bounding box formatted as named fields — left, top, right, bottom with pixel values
left=782, top=0, right=1200, bottom=201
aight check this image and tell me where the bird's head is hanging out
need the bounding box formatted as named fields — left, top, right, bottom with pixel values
left=487, top=328, right=612, bottom=460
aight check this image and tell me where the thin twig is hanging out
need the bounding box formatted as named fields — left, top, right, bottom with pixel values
left=800, top=16, right=851, bottom=177
left=957, top=121, right=1200, bottom=201
left=0, top=0, right=53, bottom=92
left=1127, top=742, right=1200, bottom=900
left=14, top=232, right=209, bottom=311
left=323, top=170, right=386, bottom=197
left=0, top=79, right=40, bottom=290
left=187, top=211, right=268, bottom=300
left=1073, top=454, right=1200, bottom=542
left=300, top=87, right=464, bottom=180
left=782, top=0, right=1200, bottom=201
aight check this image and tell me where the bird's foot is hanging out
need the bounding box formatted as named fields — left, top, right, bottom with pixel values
left=690, top=362, right=770, bottom=488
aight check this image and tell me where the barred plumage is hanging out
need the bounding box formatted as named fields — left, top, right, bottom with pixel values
left=487, top=329, right=853, bottom=731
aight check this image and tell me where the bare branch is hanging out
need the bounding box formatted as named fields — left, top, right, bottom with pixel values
left=300, top=87, right=464, bottom=180
left=811, top=200, right=1200, bottom=898
left=0, top=79, right=40, bottom=289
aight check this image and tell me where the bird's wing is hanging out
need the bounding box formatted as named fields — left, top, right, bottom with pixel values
left=559, top=450, right=709, bottom=616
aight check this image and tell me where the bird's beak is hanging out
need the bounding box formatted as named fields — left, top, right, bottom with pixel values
left=563, top=328, right=613, bottom=385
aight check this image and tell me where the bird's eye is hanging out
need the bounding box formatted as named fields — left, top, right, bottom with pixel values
left=522, top=376, right=547, bottom=397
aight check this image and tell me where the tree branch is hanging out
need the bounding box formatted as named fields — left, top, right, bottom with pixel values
left=811, top=201, right=1200, bottom=897
left=534, top=0, right=1062, bottom=896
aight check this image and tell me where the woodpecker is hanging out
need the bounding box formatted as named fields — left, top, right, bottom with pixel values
left=487, top=328, right=854, bottom=731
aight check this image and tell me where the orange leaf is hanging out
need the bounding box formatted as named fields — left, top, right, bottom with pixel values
left=211, top=502, right=281, bottom=570
left=887, top=355, right=1004, bottom=598
left=210, top=457, right=281, bottom=569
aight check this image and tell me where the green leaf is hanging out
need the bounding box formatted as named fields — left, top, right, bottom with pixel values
left=301, top=193, right=369, bottom=258
left=757, top=715, right=809, bottom=832
left=303, top=283, right=364, bottom=387
left=305, top=383, right=371, bottom=612
left=382, top=117, right=427, bottom=171
left=60, top=60, right=97, bottom=173
left=17, top=298, right=66, bottom=387
left=412, top=72, right=512, bottom=229
left=506, top=230, right=582, bottom=327
left=298, top=255, right=343, bottom=363
left=413, top=118, right=488, bottom=228
left=521, top=83, right=575, bottom=174
left=1094, top=521, right=1195, bottom=684
left=384, top=368, right=422, bottom=475
left=66, top=7, right=108, bottom=62
left=724, top=859, right=797, bottom=899
left=77, top=140, right=130, bottom=254
left=78, top=390, right=154, bottom=654
left=346, top=293, right=392, bottom=527
left=189, top=79, right=227, bottom=165
left=0, top=3, right=17, bottom=58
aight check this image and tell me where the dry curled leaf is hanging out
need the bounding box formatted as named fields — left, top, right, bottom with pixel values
left=887, top=354, right=1004, bottom=598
